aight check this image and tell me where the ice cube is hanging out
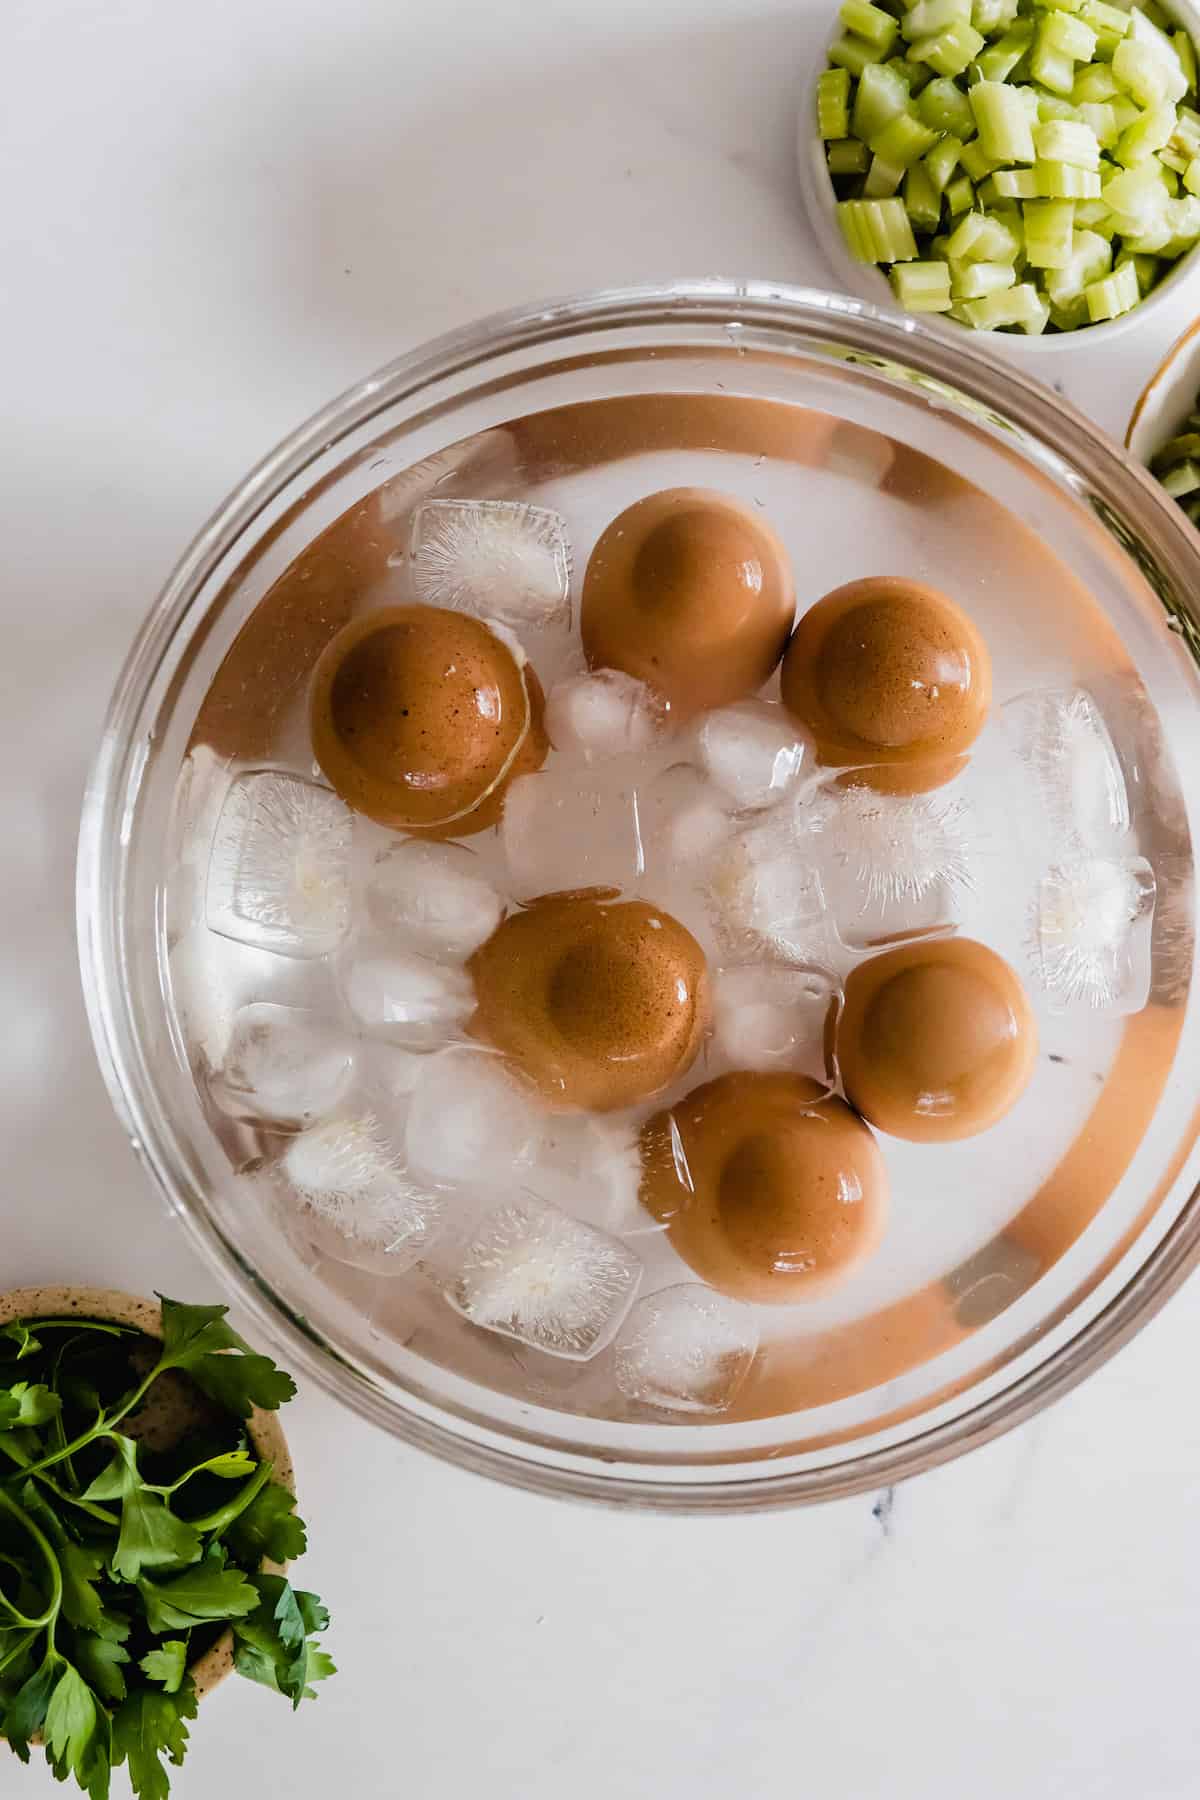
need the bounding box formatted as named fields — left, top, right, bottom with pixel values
left=409, top=499, right=571, bottom=630
left=1031, top=854, right=1157, bottom=1014
left=613, top=1284, right=759, bottom=1414
left=530, top=1113, right=652, bottom=1236
left=445, top=1192, right=642, bottom=1360
left=212, top=1003, right=356, bottom=1130
left=207, top=770, right=353, bottom=958
left=706, top=809, right=833, bottom=965
left=340, top=948, right=474, bottom=1047
left=695, top=702, right=809, bottom=812
left=798, top=777, right=976, bottom=950
left=280, top=1109, right=444, bottom=1274
left=500, top=765, right=646, bottom=900
left=544, top=670, right=663, bottom=761
left=365, top=839, right=503, bottom=957
left=712, top=963, right=841, bottom=1083
left=405, top=1045, right=546, bottom=1188
left=1001, top=688, right=1130, bottom=852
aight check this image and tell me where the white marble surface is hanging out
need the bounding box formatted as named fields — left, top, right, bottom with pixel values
left=5, top=0, right=1200, bottom=1794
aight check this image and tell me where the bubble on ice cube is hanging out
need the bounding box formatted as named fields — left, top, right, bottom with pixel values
left=500, top=765, right=646, bottom=900
left=206, top=770, right=353, bottom=958
left=797, top=777, right=976, bottom=950
left=706, top=809, right=833, bottom=965
left=1030, top=854, right=1157, bottom=1014
left=695, top=702, right=809, bottom=812
left=1001, top=688, right=1130, bottom=852
left=340, top=947, right=474, bottom=1047
left=281, top=1109, right=444, bottom=1274
left=712, top=963, right=840, bottom=1083
left=365, top=839, right=504, bottom=957
left=409, top=499, right=571, bottom=630
left=405, top=1045, right=546, bottom=1188
left=544, top=670, right=663, bottom=761
left=445, top=1192, right=642, bottom=1360
left=212, top=1002, right=356, bottom=1130
left=613, top=1284, right=759, bottom=1414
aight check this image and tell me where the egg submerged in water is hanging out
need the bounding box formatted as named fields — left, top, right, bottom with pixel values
left=581, top=487, right=796, bottom=720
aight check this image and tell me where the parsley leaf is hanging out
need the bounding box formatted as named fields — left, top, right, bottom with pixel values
left=155, top=1299, right=295, bottom=1417
left=59, top=1544, right=109, bottom=1635
left=44, top=1664, right=101, bottom=1783
left=111, top=1680, right=198, bottom=1800
left=1, top=1654, right=58, bottom=1761
left=223, top=1479, right=308, bottom=1566
left=232, top=1575, right=334, bottom=1708
left=83, top=1437, right=202, bottom=1580
left=0, top=1383, right=62, bottom=1430
left=71, top=1629, right=132, bottom=1704
left=0, top=1323, right=40, bottom=1361
left=136, top=1563, right=258, bottom=1635
left=137, top=1642, right=187, bottom=1695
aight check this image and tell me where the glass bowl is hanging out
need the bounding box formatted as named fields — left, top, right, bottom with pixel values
left=78, top=280, right=1200, bottom=1510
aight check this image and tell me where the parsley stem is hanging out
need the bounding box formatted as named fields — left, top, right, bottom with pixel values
left=0, top=1487, right=63, bottom=1628
left=14, top=1361, right=163, bottom=1481
left=0, top=1437, right=118, bottom=1526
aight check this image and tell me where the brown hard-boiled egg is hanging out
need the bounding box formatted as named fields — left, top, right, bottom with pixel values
left=640, top=1072, right=888, bottom=1303
left=469, top=891, right=709, bottom=1111
left=310, top=604, right=544, bottom=834
left=781, top=577, right=991, bottom=793
left=839, top=937, right=1037, bottom=1143
left=581, top=488, right=795, bottom=720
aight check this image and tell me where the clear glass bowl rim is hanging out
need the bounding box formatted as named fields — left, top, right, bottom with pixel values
left=77, top=277, right=1200, bottom=1512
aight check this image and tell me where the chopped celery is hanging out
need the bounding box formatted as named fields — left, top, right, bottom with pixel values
left=828, top=139, right=872, bottom=175
left=1128, top=11, right=1189, bottom=103
left=905, top=159, right=945, bottom=224
left=818, top=68, right=852, bottom=139
left=1141, top=1, right=1172, bottom=30
left=1103, top=158, right=1170, bottom=214
left=1168, top=104, right=1200, bottom=160
left=924, top=133, right=965, bottom=189
left=947, top=207, right=1020, bottom=258
left=1174, top=30, right=1198, bottom=97
left=908, top=17, right=986, bottom=75
left=1113, top=39, right=1172, bottom=108
left=951, top=258, right=1018, bottom=296
left=971, top=79, right=1037, bottom=160
left=989, top=166, right=1041, bottom=196
left=900, top=0, right=972, bottom=42
left=838, top=196, right=921, bottom=260
left=1071, top=64, right=1119, bottom=104
left=1042, top=226, right=1112, bottom=300
left=1031, top=45, right=1076, bottom=96
left=830, top=34, right=891, bottom=75
left=1118, top=250, right=1160, bottom=292
left=1079, top=0, right=1131, bottom=52
left=1152, top=431, right=1200, bottom=470
left=1077, top=100, right=1119, bottom=146
left=870, top=110, right=940, bottom=164
left=1157, top=193, right=1200, bottom=255
left=946, top=172, right=976, bottom=210
left=1033, top=117, right=1100, bottom=166
left=1185, top=154, right=1200, bottom=194
left=1161, top=459, right=1200, bottom=497
left=841, top=0, right=901, bottom=51
left=976, top=19, right=1035, bottom=79
left=917, top=76, right=978, bottom=136
left=963, top=281, right=1046, bottom=326
left=1110, top=94, right=1142, bottom=134
left=1074, top=195, right=1116, bottom=230
left=1021, top=290, right=1052, bottom=332
left=960, top=137, right=1001, bottom=179
left=864, top=153, right=907, bottom=194
left=854, top=61, right=912, bottom=139
left=1023, top=196, right=1077, bottom=263
left=1035, top=158, right=1102, bottom=195
left=890, top=259, right=955, bottom=308
left=1035, top=89, right=1083, bottom=124
left=1050, top=292, right=1091, bottom=327
left=972, top=0, right=1019, bottom=37
left=1115, top=101, right=1175, bottom=166
left=1084, top=256, right=1141, bottom=316
left=1039, top=11, right=1097, bottom=63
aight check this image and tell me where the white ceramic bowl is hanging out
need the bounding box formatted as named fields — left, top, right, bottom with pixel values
left=798, top=0, right=1200, bottom=357
left=1127, top=314, right=1200, bottom=459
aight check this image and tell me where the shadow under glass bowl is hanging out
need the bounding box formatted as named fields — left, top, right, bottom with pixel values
left=78, top=280, right=1200, bottom=1510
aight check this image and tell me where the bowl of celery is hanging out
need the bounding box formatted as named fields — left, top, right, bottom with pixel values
left=800, top=0, right=1200, bottom=339
left=1127, top=313, right=1200, bottom=513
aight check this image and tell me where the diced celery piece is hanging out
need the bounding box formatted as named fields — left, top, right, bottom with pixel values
left=963, top=281, right=1046, bottom=327
left=818, top=68, right=853, bottom=139
left=853, top=61, right=911, bottom=140
left=1023, top=196, right=1077, bottom=263
left=1074, top=195, right=1115, bottom=228
left=1084, top=257, right=1142, bottom=317
left=1077, top=101, right=1119, bottom=146
left=972, top=0, right=1019, bottom=36
left=918, top=78, right=977, bottom=138
left=947, top=208, right=1020, bottom=259
left=1162, top=163, right=1182, bottom=196
left=1161, top=146, right=1190, bottom=173
left=908, top=17, right=985, bottom=75
left=1031, top=47, right=1076, bottom=99
left=871, top=110, right=940, bottom=165
left=924, top=133, right=965, bottom=190
left=960, top=137, right=1001, bottom=180
left=1050, top=292, right=1091, bottom=327
left=900, top=0, right=972, bottom=42
left=976, top=19, right=1035, bottom=80
left=970, top=80, right=1037, bottom=162
left=1036, top=89, right=1083, bottom=124
left=946, top=172, right=976, bottom=210
left=1103, top=157, right=1170, bottom=213
left=1142, top=1, right=1171, bottom=30
left=830, top=33, right=891, bottom=75
left=838, top=196, right=921, bottom=260
left=951, top=258, right=1018, bottom=296
left=1184, top=155, right=1200, bottom=195
left=1072, top=64, right=1120, bottom=104
left=1113, top=39, right=1171, bottom=107
left=1039, top=10, right=1097, bottom=62
left=1118, top=250, right=1161, bottom=293
left=989, top=166, right=1041, bottom=197
left=1157, top=193, right=1200, bottom=256
left=842, top=0, right=901, bottom=50
left=1128, top=11, right=1189, bottom=103
left=1152, top=431, right=1200, bottom=470
left=1168, top=104, right=1200, bottom=161
left=1042, top=226, right=1113, bottom=301
left=1080, top=0, right=1131, bottom=53
left=904, top=159, right=945, bottom=225
left=1115, top=101, right=1175, bottom=166
left=1162, top=458, right=1200, bottom=496
left=1035, top=159, right=1102, bottom=195
left=1174, top=30, right=1198, bottom=97
left=828, top=139, right=872, bottom=175
left=1034, top=117, right=1100, bottom=167
left=865, top=153, right=907, bottom=194
left=1110, top=95, right=1142, bottom=134
left=891, top=259, right=955, bottom=308
left=1021, top=290, right=1052, bottom=334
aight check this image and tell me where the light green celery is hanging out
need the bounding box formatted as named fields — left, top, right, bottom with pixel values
left=905, top=160, right=945, bottom=225
left=1035, top=89, right=1083, bottom=123
left=1050, top=292, right=1091, bottom=327
left=924, top=133, right=964, bottom=190
left=970, top=80, right=1037, bottom=161
left=947, top=207, right=1020, bottom=259
left=1033, top=117, right=1100, bottom=167
left=1128, top=11, right=1188, bottom=103
left=900, top=0, right=972, bottom=42
left=917, top=76, right=977, bottom=136
left=1169, top=104, right=1200, bottom=159
left=1117, top=250, right=1160, bottom=292
left=1077, top=101, right=1118, bottom=146
left=864, top=153, right=907, bottom=194
left=1112, top=39, right=1171, bottom=108
left=852, top=60, right=911, bottom=138
left=976, top=19, right=1035, bottom=79
left=1156, top=193, right=1200, bottom=256
left=1115, top=102, right=1176, bottom=167
left=841, top=0, right=901, bottom=50
left=1110, top=95, right=1142, bottom=134
left=990, top=166, right=1041, bottom=197
left=1031, top=46, right=1076, bottom=98
left=818, top=68, right=852, bottom=139
left=1174, top=30, right=1198, bottom=96
left=907, top=17, right=985, bottom=75
left=829, top=34, right=891, bottom=75
left=1038, top=10, right=1097, bottom=62
left=838, top=196, right=921, bottom=259
left=1160, top=147, right=1190, bottom=173
left=828, top=138, right=872, bottom=174
left=1021, top=290, right=1052, bottom=333
left=951, top=258, right=1017, bottom=296
left=1185, top=155, right=1200, bottom=195
left=960, top=137, right=1001, bottom=180
left=1103, top=158, right=1170, bottom=214
left=1035, top=159, right=1101, bottom=196
left=870, top=109, right=940, bottom=164
left=1074, top=195, right=1115, bottom=229
left=1072, top=63, right=1119, bottom=103
left=1161, top=459, right=1200, bottom=497
left=1084, top=257, right=1141, bottom=317
left=971, top=0, right=1019, bottom=36
left=1079, top=0, right=1131, bottom=53
left=963, top=281, right=1046, bottom=326
left=1042, top=226, right=1112, bottom=301
left=946, top=172, right=976, bottom=210
left=895, top=56, right=934, bottom=93
left=1023, top=196, right=1076, bottom=263
left=1141, top=1, right=1171, bottom=29
left=890, top=260, right=955, bottom=308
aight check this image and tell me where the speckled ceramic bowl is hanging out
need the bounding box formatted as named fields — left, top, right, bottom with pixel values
left=0, top=1286, right=294, bottom=1705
